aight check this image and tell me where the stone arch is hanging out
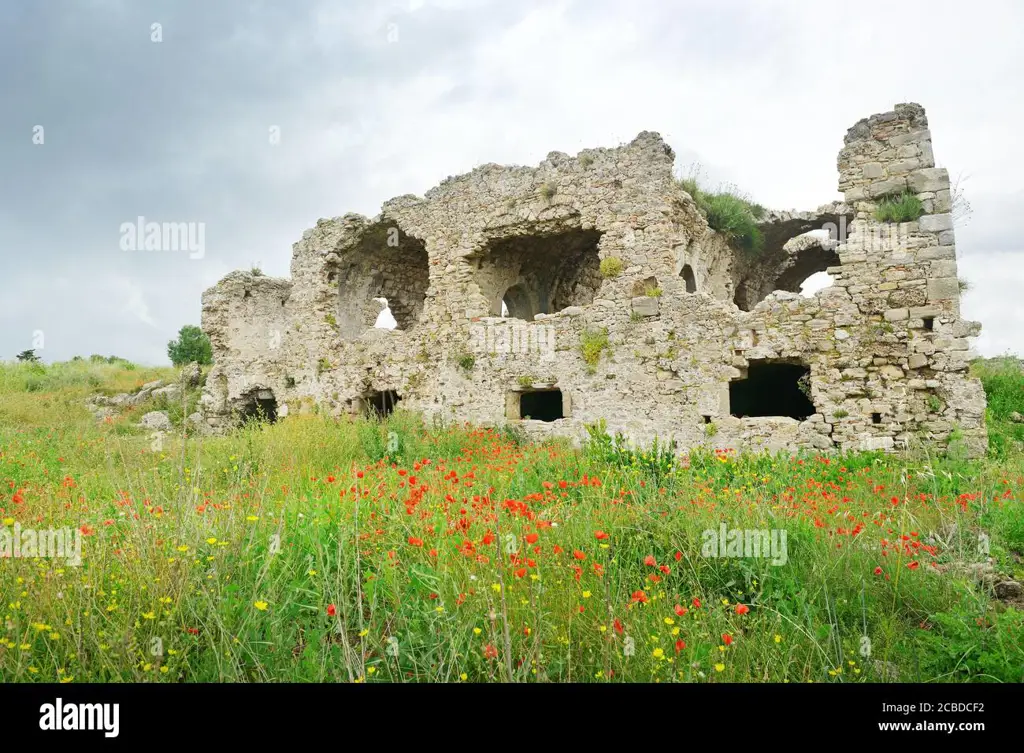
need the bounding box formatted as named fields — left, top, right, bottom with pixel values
left=680, top=264, right=697, bottom=293
left=333, top=220, right=429, bottom=338
left=772, top=235, right=841, bottom=296
left=500, top=283, right=539, bottom=320
left=475, top=226, right=603, bottom=321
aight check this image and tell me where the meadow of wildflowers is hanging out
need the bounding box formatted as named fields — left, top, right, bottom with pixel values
left=0, top=359, right=1022, bottom=683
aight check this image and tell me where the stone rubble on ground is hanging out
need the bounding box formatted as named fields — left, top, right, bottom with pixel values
left=138, top=411, right=172, bottom=431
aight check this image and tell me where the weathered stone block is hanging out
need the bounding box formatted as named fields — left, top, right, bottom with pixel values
left=908, top=168, right=948, bottom=193
left=919, top=213, right=953, bottom=233
left=927, top=277, right=959, bottom=301
left=862, top=162, right=885, bottom=179
left=631, top=297, right=659, bottom=317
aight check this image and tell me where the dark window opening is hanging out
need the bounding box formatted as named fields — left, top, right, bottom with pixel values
left=702, top=415, right=712, bottom=424
left=734, top=280, right=750, bottom=311
left=364, top=389, right=400, bottom=418
left=681, top=265, right=697, bottom=293
left=729, top=361, right=814, bottom=420
left=239, top=390, right=278, bottom=424
left=923, top=317, right=934, bottom=331
left=519, top=389, right=564, bottom=422
left=872, top=412, right=882, bottom=424
left=501, top=283, right=536, bottom=320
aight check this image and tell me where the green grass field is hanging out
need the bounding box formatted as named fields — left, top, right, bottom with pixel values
left=1, top=357, right=1022, bottom=683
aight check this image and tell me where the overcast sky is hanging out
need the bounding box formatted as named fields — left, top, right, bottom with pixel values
left=2, top=0, right=1022, bottom=365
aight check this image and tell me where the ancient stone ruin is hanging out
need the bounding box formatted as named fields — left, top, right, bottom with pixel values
left=199, top=102, right=988, bottom=456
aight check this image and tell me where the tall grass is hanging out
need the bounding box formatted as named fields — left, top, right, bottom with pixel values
left=678, top=175, right=765, bottom=253
left=0, top=361, right=1021, bottom=683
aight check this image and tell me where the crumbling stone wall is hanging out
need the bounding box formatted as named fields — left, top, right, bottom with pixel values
left=200, top=103, right=987, bottom=457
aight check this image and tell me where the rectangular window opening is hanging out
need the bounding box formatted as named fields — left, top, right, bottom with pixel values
left=729, top=360, right=814, bottom=420
left=518, top=389, right=564, bottom=422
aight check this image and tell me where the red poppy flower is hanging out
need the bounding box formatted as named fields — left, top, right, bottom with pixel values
left=722, top=633, right=733, bottom=646
left=873, top=566, right=883, bottom=575
left=907, top=561, right=920, bottom=570
left=613, top=618, right=624, bottom=635
left=675, top=639, right=686, bottom=652
left=553, top=545, right=564, bottom=555
left=644, top=555, right=657, bottom=567
left=630, top=590, right=648, bottom=604
left=659, top=564, right=671, bottom=575
left=483, top=644, right=498, bottom=659
left=674, top=604, right=688, bottom=616
left=525, top=533, right=539, bottom=544
left=573, top=549, right=586, bottom=561
left=514, top=567, right=527, bottom=578
left=735, top=604, right=749, bottom=615
left=595, top=531, right=610, bottom=540
left=408, top=536, right=424, bottom=547
left=327, top=604, right=337, bottom=617
left=674, top=551, right=682, bottom=561
left=692, top=598, right=702, bottom=609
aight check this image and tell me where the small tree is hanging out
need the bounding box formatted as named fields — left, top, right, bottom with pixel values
left=16, top=349, right=40, bottom=363
left=167, top=325, right=213, bottom=366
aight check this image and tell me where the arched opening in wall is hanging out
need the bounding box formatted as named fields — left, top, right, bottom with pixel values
left=501, top=283, right=537, bottom=320
left=773, top=240, right=841, bottom=298
left=681, top=265, right=697, bottom=293
left=480, top=228, right=603, bottom=321
left=363, top=389, right=401, bottom=418
left=733, top=280, right=751, bottom=311
left=729, top=360, right=814, bottom=420
left=798, top=271, right=834, bottom=297
left=517, top=389, right=564, bottom=422
left=238, top=389, right=278, bottom=425
left=335, top=222, right=429, bottom=338
left=373, top=297, right=397, bottom=329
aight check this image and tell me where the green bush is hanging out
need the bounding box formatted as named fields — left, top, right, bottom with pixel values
left=678, top=176, right=764, bottom=253
left=972, top=356, right=1024, bottom=458
left=167, top=325, right=213, bottom=366
left=875, top=191, right=923, bottom=223
left=599, top=257, right=623, bottom=279
left=579, top=328, right=610, bottom=372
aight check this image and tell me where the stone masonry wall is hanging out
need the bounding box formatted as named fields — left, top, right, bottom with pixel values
left=200, top=103, right=987, bottom=457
